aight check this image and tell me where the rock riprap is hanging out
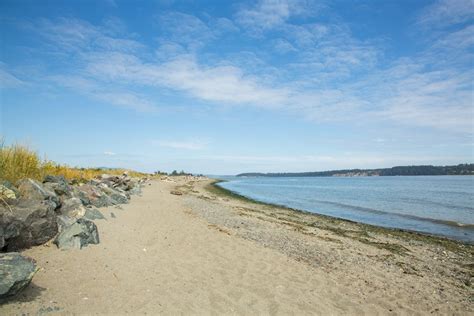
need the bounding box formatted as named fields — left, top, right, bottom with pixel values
left=54, top=218, right=100, bottom=249
left=0, top=252, right=37, bottom=299
left=0, top=172, right=145, bottom=251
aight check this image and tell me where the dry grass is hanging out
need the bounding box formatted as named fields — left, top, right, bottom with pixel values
left=0, top=142, right=148, bottom=184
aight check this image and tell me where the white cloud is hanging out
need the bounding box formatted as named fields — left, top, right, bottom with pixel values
left=35, top=18, right=143, bottom=53
left=103, top=151, right=116, bottom=156
left=417, top=0, right=474, bottom=28
left=236, top=0, right=291, bottom=31
left=8, top=11, right=474, bottom=134
left=94, top=92, right=158, bottom=113
left=153, top=139, right=209, bottom=150
left=273, top=38, right=297, bottom=53
left=48, top=74, right=158, bottom=113
left=157, top=12, right=216, bottom=50
left=235, top=0, right=320, bottom=35
left=0, top=68, right=23, bottom=87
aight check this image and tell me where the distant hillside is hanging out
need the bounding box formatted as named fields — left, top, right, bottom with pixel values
left=237, top=164, right=474, bottom=177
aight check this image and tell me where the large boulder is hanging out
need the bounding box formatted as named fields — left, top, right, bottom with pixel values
left=128, top=186, right=142, bottom=195
left=0, top=252, right=37, bottom=300
left=58, top=197, right=86, bottom=218
left=0, top=211, right=22, bottom=250
left=43, top=175, right=72, bottom=197
left=83, top=208, right=106, bottom=221
left=0, top=179, right=60, bottom=251
left=98, top=184, right=129, bottom=204
left=2, top=199, right=58, bottom=251
left=17, top=179, right=59, bottom=208
left=54, top=218, right=99, bottom=250
left=73, top=184, right=115, bottom=208
left=98, top=174, right=119, bottom=182
left=56, top=215, right=77, bottom=232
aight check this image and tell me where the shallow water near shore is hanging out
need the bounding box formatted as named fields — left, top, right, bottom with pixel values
left=216, top=175, right=474, bottom=243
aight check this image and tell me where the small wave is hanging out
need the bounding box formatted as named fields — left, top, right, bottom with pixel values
left=311, top=199, right=474, bottom=230
left=402, top=197, right=474, bottom=212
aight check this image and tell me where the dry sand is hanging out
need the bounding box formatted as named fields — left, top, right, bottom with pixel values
left=1, top=177, right=472, bottom=315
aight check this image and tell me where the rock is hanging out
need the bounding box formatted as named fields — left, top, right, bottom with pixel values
left=110, top=212, right=116, bottom=218
left=43, top=175, right=72, bottom=197
left=17, top=179, right=59, bottom=208
left=0, top=181, right=19, bottom=196
left=73, top=184, right=115, bottom=208
left=99, top=185, right=129, bottom=204
left=92, top=194, right=116, bottom=208
left=56, top=215, right=76, bottom=232
left=1, top=199, right=58, bottom=251
left=0, top=211, right=22, bottom=250
left=0, top=252, right=37, bottom=299
left=58, top=197, right=86, bottom=218
left=170, top=190, right=183, bottom=196
left=98, top=174, right=119, bottom=183
left=0, top=185, right=17, bottom=200
left=128, top=186, right=142, bottom=195
left=54, top=218, right=99, bottom=250
left=83, top=208, right=106, bottom=221
left=43, top=175, right=67, bottom=184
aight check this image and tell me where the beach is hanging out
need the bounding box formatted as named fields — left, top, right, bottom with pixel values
left=1, top=176, right=472, bottom=315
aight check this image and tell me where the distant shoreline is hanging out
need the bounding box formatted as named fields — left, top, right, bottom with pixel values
left=237, top=163, right=474, bottom=177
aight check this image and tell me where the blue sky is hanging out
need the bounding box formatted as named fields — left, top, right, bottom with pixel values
left=0, top=0, right=473, bottom=174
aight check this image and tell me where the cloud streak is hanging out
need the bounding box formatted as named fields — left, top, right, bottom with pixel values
left=153, top=139, right=209, bottom=150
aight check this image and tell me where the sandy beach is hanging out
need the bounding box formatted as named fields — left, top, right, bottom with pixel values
left=1, top=177, right=472, bottom=315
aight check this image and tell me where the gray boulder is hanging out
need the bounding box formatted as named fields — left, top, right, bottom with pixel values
left=58, top=197, right=86, bottom=218
left=73, top=184, right=115, bottom=208
left=56, top=215, right=77, bottom=232
left=98, top=174, right=119, bottom=182
left=128, top=186, right=142, bottom=196
left=92, top=194, right=116, bottom=208
left=0, top=252, right=37, bottom=299
left=17, top=179, right=59, bottom=208
left=43, top=175, right=72, bottom=197
left=99, top=185, right=129, bottom=204
left=0, top=211, right=22, bottom=250
left=2, top=199, right=58, bottom=251
left=43, top=175, right=67, bottom=184
left=54, top=218, right=99, bottom=250
left=83, top=208, right=106, bottom=221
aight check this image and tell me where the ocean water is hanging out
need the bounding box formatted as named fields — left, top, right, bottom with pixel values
left=216, top=176, right=474, bottom=243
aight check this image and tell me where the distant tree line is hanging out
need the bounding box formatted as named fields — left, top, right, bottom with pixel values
left=237, top=164, right=474, bottom=177
left=154, top=170, right=203, bottom=177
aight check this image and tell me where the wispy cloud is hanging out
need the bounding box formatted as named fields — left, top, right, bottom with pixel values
left=153, top=139, right=210, bottom=150
left=103, top=151, right=116, bottom=156
left=34, top=18, right=144, bottom=53
left=235, top=0, right=320, bottom=35
left=417, top=0, right=474, bottom=28
left=48, top=75, right=158, bottom=113
left=4, top=5, right=473, bottom=134
left=0, top=68, right=23, bottom=88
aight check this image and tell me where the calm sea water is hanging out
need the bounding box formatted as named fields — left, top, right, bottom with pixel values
left=216, top=176, right=474, bottom=243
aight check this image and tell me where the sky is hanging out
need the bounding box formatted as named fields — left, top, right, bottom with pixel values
left=0, top=0, right=473, bottom=175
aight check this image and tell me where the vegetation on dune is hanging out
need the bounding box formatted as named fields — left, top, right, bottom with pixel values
left=0, top=142, right=148, bottom=184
